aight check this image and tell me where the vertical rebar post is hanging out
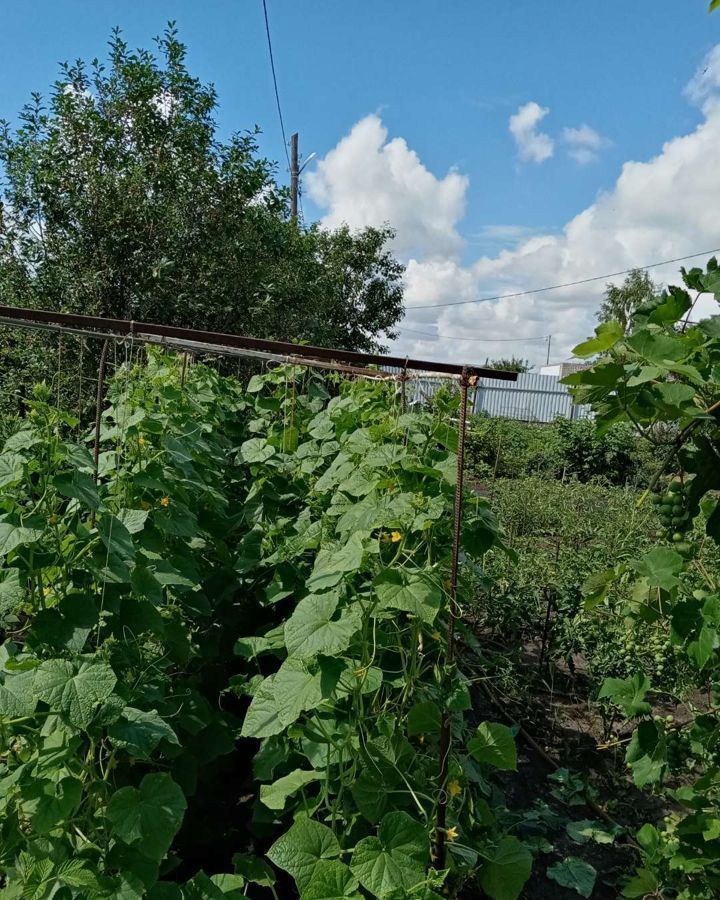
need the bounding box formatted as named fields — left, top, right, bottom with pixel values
left=400, top=361, right=408, bottom=414
left=93, top=340, right=111, bottom=484
left=434, top=367, right=470, bottom=868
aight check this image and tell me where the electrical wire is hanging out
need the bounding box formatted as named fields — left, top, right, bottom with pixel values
left=261, top=0, right=291, bottom=169
left=400, top=325, right=549, bottom=343
left=405, top=248, right=720, bottom=310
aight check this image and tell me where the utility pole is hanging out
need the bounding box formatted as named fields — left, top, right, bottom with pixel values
left=290, top=132, right=299, bottom=221
left=546, top=334, right=552, bottom=366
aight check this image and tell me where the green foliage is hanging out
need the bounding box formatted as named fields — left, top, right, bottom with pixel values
left=0, top=352, right=532, bottom=898
left=0, top=25, right=404, bottom=416
left=482, top=357, right=532, bottom=374
left=546, top=857, right=597, bottom=897
left=466, top=414, right=651, bottom=486
left=477, top=475, right=705, bottom=695
left=570, top=256, right=720, bottom=897
left=597, top=269, right=660, bottom=335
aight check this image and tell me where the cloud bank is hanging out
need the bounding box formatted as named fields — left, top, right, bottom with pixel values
left=306, top=48, right=720, bottom=368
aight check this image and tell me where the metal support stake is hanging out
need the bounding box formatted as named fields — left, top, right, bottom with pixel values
left=93, top=340, right=111, bottom=486
left=400, top=362, right=408, bottom=413
left=434, top=367, right=470, bottom=868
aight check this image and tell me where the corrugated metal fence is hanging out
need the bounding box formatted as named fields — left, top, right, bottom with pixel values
left=473, top=372, right=592, bottom=422
left=397, top=370, right=592, bottom=423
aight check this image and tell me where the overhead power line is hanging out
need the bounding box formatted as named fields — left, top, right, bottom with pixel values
left=261, top=0, right=290, bottom=169
left=406, top=248, right=720, bottom=310
left=400, top=326, right=550, bottom=344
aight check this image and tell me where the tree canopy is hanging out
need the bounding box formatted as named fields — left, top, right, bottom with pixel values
left=596, top=269, right=659, bottom=334
left=0, top=25, right=404, bottom=353
left=483, top=356, right=532, bottom=373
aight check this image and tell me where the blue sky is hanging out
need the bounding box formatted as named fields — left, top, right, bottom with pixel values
left=2, top=1, right=720, bottom=364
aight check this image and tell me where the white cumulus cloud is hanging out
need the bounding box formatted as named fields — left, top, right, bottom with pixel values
left=508, top=101, right=554, bottom=163
left=562, top=124, right=609, bottom=165
left=308, top=47, right=720, bottom=369
left=685, top=43, right=720, bottom=108
left=305, top=114, right=467, bottom=259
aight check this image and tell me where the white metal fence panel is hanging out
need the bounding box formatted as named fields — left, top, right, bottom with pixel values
left=385, top=367, right=592, bottom=422
left=473, top=372, right=592, bottom=422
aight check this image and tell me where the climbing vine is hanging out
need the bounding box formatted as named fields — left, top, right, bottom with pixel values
left=569, top=257, right=720, bottom=898
left=0, top=352, right=531, bottom=898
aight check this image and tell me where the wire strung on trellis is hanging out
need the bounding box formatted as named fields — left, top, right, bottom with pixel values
left=0, top=306, right=520, bottom=875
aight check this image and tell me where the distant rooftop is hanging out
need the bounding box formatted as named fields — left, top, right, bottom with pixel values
left=539, top=362, right=590, bottom=377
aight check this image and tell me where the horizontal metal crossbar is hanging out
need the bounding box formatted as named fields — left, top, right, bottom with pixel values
left=0, top=304, right=518, bottom=382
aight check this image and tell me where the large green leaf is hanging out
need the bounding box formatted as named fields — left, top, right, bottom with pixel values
left=598, top=674, right=651, bottom=717
left=34, top=658, right=116, bottom=728
left=626, top=329, right=685, bottom=363
left=260, top=768, right=319, bottom=810
left=374, top=571, right=442, bottom=624
left=54, top=471, right=100, bottom=510
left=108, top=707, right=180, bottom=759
left=349, top=811, right=428, bottom=897
left=468, top=722, right=517, bottom=770
left=0, top=452, right=24, bottom=489
left=306, top=534, right=365, bottom=592
left=625, top=720, right=666, bottom=788
left=478, top=836, right=532, bottom=900
left=646, top=287, right=691, bottom=325
left=0, top=521, right=44, bottom=556
left=25, top=776, right=83, bottom=833
left=572, top=321, right=623, bottom=358
left=351, top=772, right=390, bottom=824
left=106, top=773, right=187, bottom=861
left=566, top=819, right=617, bottom=845
left=547, top=858, right=597, bottom=898
left=117, top=508, right=150, bottom=534
left=241, top=657, right=328, bottom=738
left=240, top=438, right=275, bottom=464
left=0, top=668, right=37, bottom=718
left=285, top=594, right=362, bottom=660
left=631, top=548, right=684, bottom=590
left=267, top=818, right=341, bottom=891
left=0, top=568, right=25, bottom=620
left=301, top=861, right=362, bottom=899
left=98, top=514, right=136, bottom=561
left=407, top=701, right=441, bottom=736
left=622, top=868, right=659, bottom=898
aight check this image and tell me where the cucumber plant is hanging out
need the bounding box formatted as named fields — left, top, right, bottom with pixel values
left=0, top=351, right=535, bottom=898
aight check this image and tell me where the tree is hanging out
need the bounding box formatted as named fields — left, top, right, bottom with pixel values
left=483, top=356, right=532, bottom=373
left=0, top=25, right=403, bottom=353
left=597, top=269, right=659, bottom=334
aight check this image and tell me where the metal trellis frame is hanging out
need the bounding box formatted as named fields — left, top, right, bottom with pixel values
left=0, top=304, right=519, bottom=382
left=0, top=304, right=518, bottom=865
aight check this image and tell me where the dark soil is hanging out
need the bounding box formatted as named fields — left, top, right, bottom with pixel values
left=459, top=647, right=670, bottom=899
